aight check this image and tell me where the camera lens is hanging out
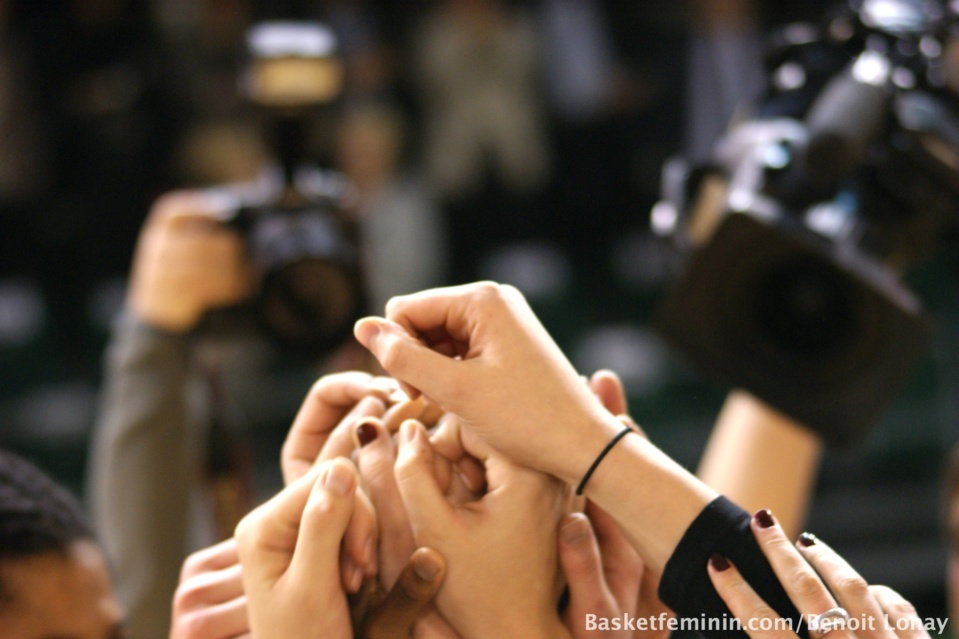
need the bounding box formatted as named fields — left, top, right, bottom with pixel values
left=752, top=256, right=857, bottom=359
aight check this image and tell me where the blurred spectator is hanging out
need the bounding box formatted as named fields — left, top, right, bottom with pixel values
left=684, top=0, right=765, bottom=163
left=320, top=0, right=401, bottom=101
left=410, top=0, right=551, bottom=282
left=336, top=100, right=448, bottom=310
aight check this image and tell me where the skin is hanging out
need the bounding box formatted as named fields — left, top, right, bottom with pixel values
left=353, top=281, right=717, bottom=574
left=352, top=282, right=924, bottom=639
left=709, top=511, right=930, bottom=639
left=394, top=419, right=572, bottom=639
left=0, top=540, right=126, bottom=639
left=126, top=191, right=252, bottom=333
left=234, top=459, right=447, bottom=639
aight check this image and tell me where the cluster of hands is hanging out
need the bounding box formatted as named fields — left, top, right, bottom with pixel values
left=171, top=368, right=661, bottom=639
left=167, top=282, right=930, bottom=639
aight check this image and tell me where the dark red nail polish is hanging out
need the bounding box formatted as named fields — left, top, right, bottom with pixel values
left=798, top=532, right=818, bottom=547
left=356, top=422, right=378, bottom=447
left=709, top=553, right=730, bottom=572
left=754, top=509, right=775, bottom=529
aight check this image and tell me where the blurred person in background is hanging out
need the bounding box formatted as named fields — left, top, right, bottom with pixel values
left=336, top=100, right=448, bottom=311
left=411, top=0, right=551, bottom=283
left=87, top=12, right=448, bottom=638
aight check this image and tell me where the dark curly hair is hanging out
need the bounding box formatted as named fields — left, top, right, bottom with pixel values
left=0, top=449, right=95, bottom=607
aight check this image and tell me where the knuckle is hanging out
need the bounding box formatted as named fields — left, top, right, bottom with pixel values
left=835, top=575, right=871, bottom=601
left=175, top=610, right=216, bottom=639
left=472, top=281, right=505, bottom=303
left=172, top=579, right=207, bottom=613
left=233, top=512, right=262, bottom=554
left=791, top=570, right=826, bottom=599
left=888, top=599, right=918, bottom=618
left=746, top=604, right=781, bottom=628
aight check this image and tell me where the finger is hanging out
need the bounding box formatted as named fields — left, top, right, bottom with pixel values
left=354, top=317, right=463, bottom=401
left=174, top=595, right=250, bottom=639
left=796, top=533, right=896, bottom=639
left=362, top=548, right=446, bottom=639
left=150, top=191, right=225, bottom=226
left=557, top=513, right=620, bottom=621
left=287, top=459, right=358, bottom=588
left=869, top=585, right=928, bottom=639
left=381, top=281, right=505, bottom=346
left=355, top=417, right=415, bottom=588
left=588, top=369, right=628, bottom=416
left=750, top=510, right=839, bottom=618
left=316, top=395, right=388, bottom=464
left=394, top=420, right=454, bottom=541
left=235, top=466, right=325, bottom=585
left=419, top=399, right=445, bottom=428
left=383, top=396, right=427, bottom=434
left=173, top=563, right=245, bottom=613
left=583, top=500, right=643, bottom=613
left=707, top=555, right=823, bottom=639
left=429, top=418, right=486, bottom=494
left=179, top=538, right=240, bottom=582
left=281, top=372, right=386, bottom=483
left=340, top=484, right=378, bottom=592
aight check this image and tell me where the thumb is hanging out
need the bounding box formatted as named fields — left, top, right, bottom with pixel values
left=361, top=548, right=446, bottom=639
left=354, top=318, right=461, bottom=401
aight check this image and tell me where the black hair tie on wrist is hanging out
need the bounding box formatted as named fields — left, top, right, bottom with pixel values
left=575, top=425, right=635, bottom=496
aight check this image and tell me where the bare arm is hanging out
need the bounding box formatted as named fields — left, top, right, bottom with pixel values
left=697, top=390, right=823, bottom=539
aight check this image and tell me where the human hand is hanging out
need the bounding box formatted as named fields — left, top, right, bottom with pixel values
left=708, top=509, right=932, bottom=639
left=280, top=372, right=396, bottom=484
left=169, top=538, right=249, bottom=639
left=354, top=282, right=623, bottom=484
left=281, top=371, right=443, bottom=485
left=353, top=416, right=469, bottom=638
left=235, top=458, right=447, bottom=639
left=558, top=501, right=642, bottom=639
left=394, top=418, right=572, bottom=639
left=127, top=191, right=253, bottom=332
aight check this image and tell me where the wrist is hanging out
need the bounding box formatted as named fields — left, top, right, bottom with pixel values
left=126, top=294, right=197, bottom=334
left=549, top=410, right=624, bottom=488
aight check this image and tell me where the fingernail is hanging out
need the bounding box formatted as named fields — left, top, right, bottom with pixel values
left=754, top=509, right=775, bottom=529
left=400, top=420, right=417, bottom=444
left=356, top=420, right=378, bottom=447
left=413, top=554, right=441, bottom=582
left=350, top=564, right=364, bottom=593
left=709, top=553, right=730, bottom=572
left=798, top=532, right=818, bottom=547
left=325, top=462, right=355, bottom=497
left=354, top=319, right=381, bottom=348
left=559, top=515, right=589, bottom=546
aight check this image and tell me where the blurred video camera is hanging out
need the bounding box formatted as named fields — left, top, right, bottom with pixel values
left=653, top=0, right=959, bottom=447
left=206, top=21, right=365, bottom=359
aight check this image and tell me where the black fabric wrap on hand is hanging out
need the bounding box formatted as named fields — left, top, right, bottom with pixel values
left=658, top=496, right=808, bottom=639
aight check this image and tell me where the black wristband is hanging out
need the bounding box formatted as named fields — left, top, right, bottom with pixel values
left=575, top=426, right=634, bottom=496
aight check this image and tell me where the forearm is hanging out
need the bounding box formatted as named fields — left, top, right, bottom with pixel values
left=575, top=418, right=718, bottom=574
left=561, top=414, right=804, bottom=637
left=86, top=313, right=201, bottom=637
left=697, top=390, right=823, bottom=538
